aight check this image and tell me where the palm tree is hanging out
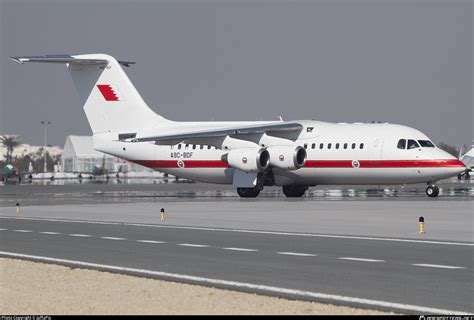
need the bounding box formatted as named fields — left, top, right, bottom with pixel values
left=1, top=135, right=21, bottom=163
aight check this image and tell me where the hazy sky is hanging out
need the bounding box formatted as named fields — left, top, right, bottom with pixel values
left=0, top=0, right=472, bottom=148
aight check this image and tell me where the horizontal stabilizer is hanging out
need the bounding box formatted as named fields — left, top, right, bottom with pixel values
left=10, top=54, right=135, bottom=67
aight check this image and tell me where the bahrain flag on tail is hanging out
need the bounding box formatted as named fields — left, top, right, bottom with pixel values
left=97, top=84, right=122, bottom=101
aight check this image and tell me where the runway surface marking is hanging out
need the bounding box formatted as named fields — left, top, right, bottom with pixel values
left=412, top=264, right=466, bottom=270
left=100, top=237, right=126, bottom=241
left=0, top=250, right=470, bottom=315
left=222, top=247, right=259, bottom=252
left=136, top=240, right=165, bottom=244
left=0, top=228, right=6, bottom=231
left=339, top=257, right=386, bottom=263
left=277, top=252, right=317, bottom=257
left=1, top=227, right=471, bottom=270
left=178, top=244, right=210, bottom=248
left=2, top=216, right=472, bottom=247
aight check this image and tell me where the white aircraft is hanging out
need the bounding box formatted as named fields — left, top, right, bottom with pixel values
left=11, top=54, right=466, bottom=197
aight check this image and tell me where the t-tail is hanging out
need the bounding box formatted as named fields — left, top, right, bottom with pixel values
left=10, top=54, right=170, bottom=135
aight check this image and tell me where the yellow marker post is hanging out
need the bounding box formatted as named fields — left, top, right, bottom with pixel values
left=160, top=208, right=166, bottom=222
left=419, top=216, right=425, bottom=234
left=16, top=202, right=20, bottom=214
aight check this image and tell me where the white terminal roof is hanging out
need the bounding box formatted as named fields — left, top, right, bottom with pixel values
left=62, top=135, right=110, bottom=158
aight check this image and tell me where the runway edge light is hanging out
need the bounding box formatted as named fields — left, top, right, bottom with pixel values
left=160, top=208, right=166, bottom=222
left=16, top=202, right=20, bottom=214
left=419, top=216, right=425, bottom=234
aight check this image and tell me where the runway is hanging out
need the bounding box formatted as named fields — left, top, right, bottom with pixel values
left=0, top=182, right=472, bottom=314
left=1, top=214, right=473, bottom=314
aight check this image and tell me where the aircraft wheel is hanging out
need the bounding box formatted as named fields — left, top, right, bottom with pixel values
left=425, top=185, right=439, bottom=198
left=237, top=187, right=260, bottom=198
left=282, top=185, right=308, bottom=198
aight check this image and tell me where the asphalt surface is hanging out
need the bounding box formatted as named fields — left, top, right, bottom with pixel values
left=1, top=181, right=472, bottom=314
left=1, top=216, right=472, bottom=314
left=0, top=180, right=473, bottom=207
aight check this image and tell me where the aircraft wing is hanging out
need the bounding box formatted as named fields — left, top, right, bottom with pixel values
left=131, top=122, right=303, bottom=143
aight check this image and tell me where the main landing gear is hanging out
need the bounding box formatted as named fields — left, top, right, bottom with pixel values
left=237, top=187, right=261, bottom=198
left=425, top=184, right=439, bottom=198
left=236, top=184, right=309, bottom=198
left=282, top=185, right=308, bottom=198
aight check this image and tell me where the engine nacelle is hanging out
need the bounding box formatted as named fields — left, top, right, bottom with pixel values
left=267, top=145, right=307, bottom=170
left=222, top=148, right=270, bottom=173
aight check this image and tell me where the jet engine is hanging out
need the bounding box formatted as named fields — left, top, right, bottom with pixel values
left=222, top=148, right=270, bottom=173
left=267, top=145, right=307, bottom=170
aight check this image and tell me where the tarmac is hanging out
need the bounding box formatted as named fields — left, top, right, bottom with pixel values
left=0, top=180, right=472, bottom=314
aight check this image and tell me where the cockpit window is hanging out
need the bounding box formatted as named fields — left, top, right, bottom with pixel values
left=397, top=139, right=406, bottom=149
left=407, top=139, right=420, bottom=149
left=418, top=140, right=435, bottom=148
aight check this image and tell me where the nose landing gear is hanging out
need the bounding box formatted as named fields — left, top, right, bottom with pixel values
left=425, top=184, right=439, bottom=197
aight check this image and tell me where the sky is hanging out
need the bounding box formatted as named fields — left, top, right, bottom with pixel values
left=0, top=0, right=472, bottom=149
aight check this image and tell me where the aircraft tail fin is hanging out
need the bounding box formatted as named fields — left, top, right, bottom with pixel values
left=11, top=54, right=169, bottom=134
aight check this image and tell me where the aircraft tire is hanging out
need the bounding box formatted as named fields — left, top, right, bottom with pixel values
left=282, top=185, right=308, bottom=198
left=425, top=185, right=439, bottom=198
left=237, top=187, right=260, bottom=198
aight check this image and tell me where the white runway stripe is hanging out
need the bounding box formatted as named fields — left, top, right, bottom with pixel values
left=39, top=231, right=60, bottom=235
left=412, top=264, right=466, bottom=270
left=339, top=257, right=385, bottom=263
left=3, top=216, right=472, bottom=247
left=13, top=230, right=32, bottom=233
left=222, top=247, right=258, bottom=252
left=277, top=252, right=317, bottom=257
left=101, top=237, right=125, bottom=241
left=178, top=244, right=210, bottom=248
left=0, top=251, right=470, bottom=315
left=0, top=228, right=7, bottom=231
left=69, top=234, right=92, bottom=237
left=137, top=240, right=165, bottom=244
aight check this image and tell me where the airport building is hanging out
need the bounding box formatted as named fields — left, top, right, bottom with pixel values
left=61, top=135, right=151, bottom=174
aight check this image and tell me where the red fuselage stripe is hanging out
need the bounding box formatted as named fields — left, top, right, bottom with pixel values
left=132, top=159, right=465, bottom=169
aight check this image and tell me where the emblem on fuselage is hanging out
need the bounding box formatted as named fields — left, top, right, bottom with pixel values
left=352, top=160, right=360, bottom=168
left=279, top=155, right=285, bottom=161
left=242, top=157, right=248, bottom=164
left=177, top=160, right=185, bottom=168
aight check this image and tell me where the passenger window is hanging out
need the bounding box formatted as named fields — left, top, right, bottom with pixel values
left=192, top=144, right=196, bottom=150
left=418, top=140, right=435, bottom=147
left=397, top=139, right=406, bottom=150
left=311, top=143, right=316, bottom=149
left=360, top=143, right=364, bottom=149
left=178, top=144, right=182, bottom=150
left=336, top=143, right=340, bottom=149
left=200, top=145, right=204, bottom=149
left=407, top=139, right=420, bottom=149
left=352, top=143, right=356, bottom=149
left=328, top=143, right=332, bottom=149
left=185, top=144, right=189, bottom=149
left=343, top=143, right=348, bottom=149
left=304, top=144, right=308, bottom=149
left=208, top=145, right=211, bottom=149
left=320, top=143, right=324, bottom=149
